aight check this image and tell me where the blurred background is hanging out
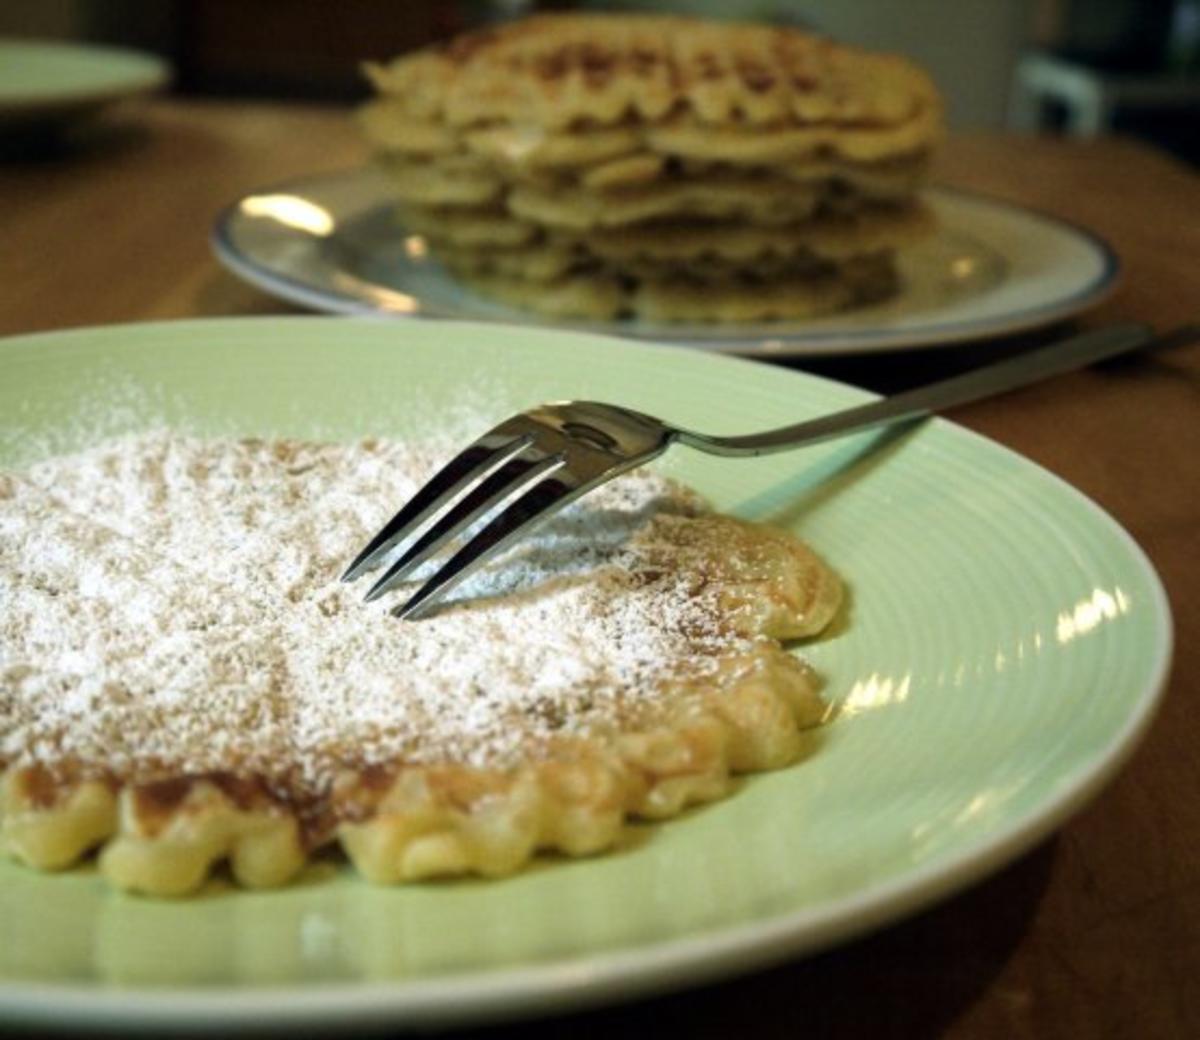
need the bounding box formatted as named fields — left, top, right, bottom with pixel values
left=2, top=0, right=1198, bottom=162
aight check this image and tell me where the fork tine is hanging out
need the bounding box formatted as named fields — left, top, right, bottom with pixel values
left=341, top=428, right=535, bottom=582
left=363, top=452, right=566, bottom=603
left=394, top=467, right=591, bottom=620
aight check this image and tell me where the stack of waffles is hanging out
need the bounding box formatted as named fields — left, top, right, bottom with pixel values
left=358, top=13, right=942, bottom=322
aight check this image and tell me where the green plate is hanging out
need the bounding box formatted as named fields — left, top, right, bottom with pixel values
left=0, top=318, right=1171, bottom=1031
left=0, top=38, right=168, bottom=129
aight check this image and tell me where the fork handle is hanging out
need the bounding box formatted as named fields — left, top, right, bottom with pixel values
left=674, top=321, right=1175, bottom=458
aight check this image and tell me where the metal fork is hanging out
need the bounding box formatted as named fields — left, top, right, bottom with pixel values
left=342, top=321, right=1188, bottom=620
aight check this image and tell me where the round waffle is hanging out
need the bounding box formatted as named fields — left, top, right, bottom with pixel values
left=1, top=434, right=842, bottom=893
left=364, top=14, right=941, bottom=132
left=451, top=254, right=897, bottom=322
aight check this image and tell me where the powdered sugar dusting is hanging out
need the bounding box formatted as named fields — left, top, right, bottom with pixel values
left=1, top=432, right=753, bottom=798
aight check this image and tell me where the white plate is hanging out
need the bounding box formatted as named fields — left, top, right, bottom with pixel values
left=0, top=38, right=168, bottom=129
left=212, top=170, right=1118, bottom=356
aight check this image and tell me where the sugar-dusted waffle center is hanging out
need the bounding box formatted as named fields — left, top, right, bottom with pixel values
left=1, top=433, right=841, bottom=894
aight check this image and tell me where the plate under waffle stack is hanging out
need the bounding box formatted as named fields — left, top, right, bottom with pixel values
left=359, top=14, right=943, bottom=322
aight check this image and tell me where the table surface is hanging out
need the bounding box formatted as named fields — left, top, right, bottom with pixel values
left=2, top=99, right=1198, bottom=1038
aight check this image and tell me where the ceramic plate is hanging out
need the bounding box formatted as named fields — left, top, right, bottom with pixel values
left=0, top=37, right=168, bottom=130
left=212, top=171, right=1118, bottom=356
left=0, top=318, right=1169, bottom=1032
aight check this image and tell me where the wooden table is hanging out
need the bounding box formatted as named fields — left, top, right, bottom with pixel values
left=3, top=99, right=1198, bottom=1038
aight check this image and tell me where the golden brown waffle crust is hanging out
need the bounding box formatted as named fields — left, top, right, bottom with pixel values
left=1, top=432, right=844, bottom=896
left=365, top=13, right=943, bottom=132
left=0, top=641, right=833, bottom=894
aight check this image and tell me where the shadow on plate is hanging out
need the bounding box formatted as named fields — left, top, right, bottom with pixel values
left=439, top=837, right=1058, bottom=1040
